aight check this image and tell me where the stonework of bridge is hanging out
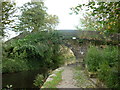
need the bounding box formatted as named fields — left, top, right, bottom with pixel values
left=63, top=39, right=87, bottom=61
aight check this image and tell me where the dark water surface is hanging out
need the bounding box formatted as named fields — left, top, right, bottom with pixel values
left=2, top=69, right=47, bottom=88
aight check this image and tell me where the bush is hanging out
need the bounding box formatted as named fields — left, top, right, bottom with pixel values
left=85, top=45, right=119, bottom=88
left=2, top=58, right=29, bottom=73
left=98, top=62, right=119, bottom=88
left=12, top=44, right=42, bottom=60
left=33, top=74, right=44, bottom=87
left=85, top=46, right=103, bottom=72
left=2, top=31, right=65, bottom=73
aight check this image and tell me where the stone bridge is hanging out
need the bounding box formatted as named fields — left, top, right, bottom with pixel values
left=57, top=30, right=119, bottom=61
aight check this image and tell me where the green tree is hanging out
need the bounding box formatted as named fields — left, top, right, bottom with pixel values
left=14, top=1, right=59, bottom=32
left=72, top=1, right=120, bottom=33
left=1, top=1, right=16, bottom=36
left=43, top=15, right=59, bottom=31
left=14, top=1, right=47, bottom=32
left=76, top=12, right=102, bottom=31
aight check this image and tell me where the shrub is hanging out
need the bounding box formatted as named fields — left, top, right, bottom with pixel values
left=2, top=58, right=29, bottom=73
left=85, top=45, right=119, bottom=88
left=33, top=74, right=44, bottom=87
left=12, top=45, right=42, bottom=60
left=2, top=31, right=65, bottom=73
left=98, top=62, right=119, bottom=88
left=85, top=46, right=103, bottom=72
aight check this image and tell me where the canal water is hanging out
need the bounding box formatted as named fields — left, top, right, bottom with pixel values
left=2, top=69, right=47, bottom=88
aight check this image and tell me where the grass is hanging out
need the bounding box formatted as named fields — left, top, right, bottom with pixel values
left=42, top=69, right=63, bottom=88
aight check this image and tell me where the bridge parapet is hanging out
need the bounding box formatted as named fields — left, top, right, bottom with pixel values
left=56, top=30, right=119, bottom=45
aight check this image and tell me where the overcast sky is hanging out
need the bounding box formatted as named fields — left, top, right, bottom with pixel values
left=15, top=0, right=88, bottom=30
left=44, top=0, right=87, bottom=30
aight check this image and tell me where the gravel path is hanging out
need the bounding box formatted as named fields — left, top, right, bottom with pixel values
left=57, top=65, right=79, bottom=88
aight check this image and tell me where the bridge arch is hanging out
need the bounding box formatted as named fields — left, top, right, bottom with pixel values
left=62, top=39, right=88, bottom=61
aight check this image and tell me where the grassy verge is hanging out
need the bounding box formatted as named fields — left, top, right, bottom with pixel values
left=42, top=69, right=63, bottom=88
left=74, top=65, right=96, bottom=88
